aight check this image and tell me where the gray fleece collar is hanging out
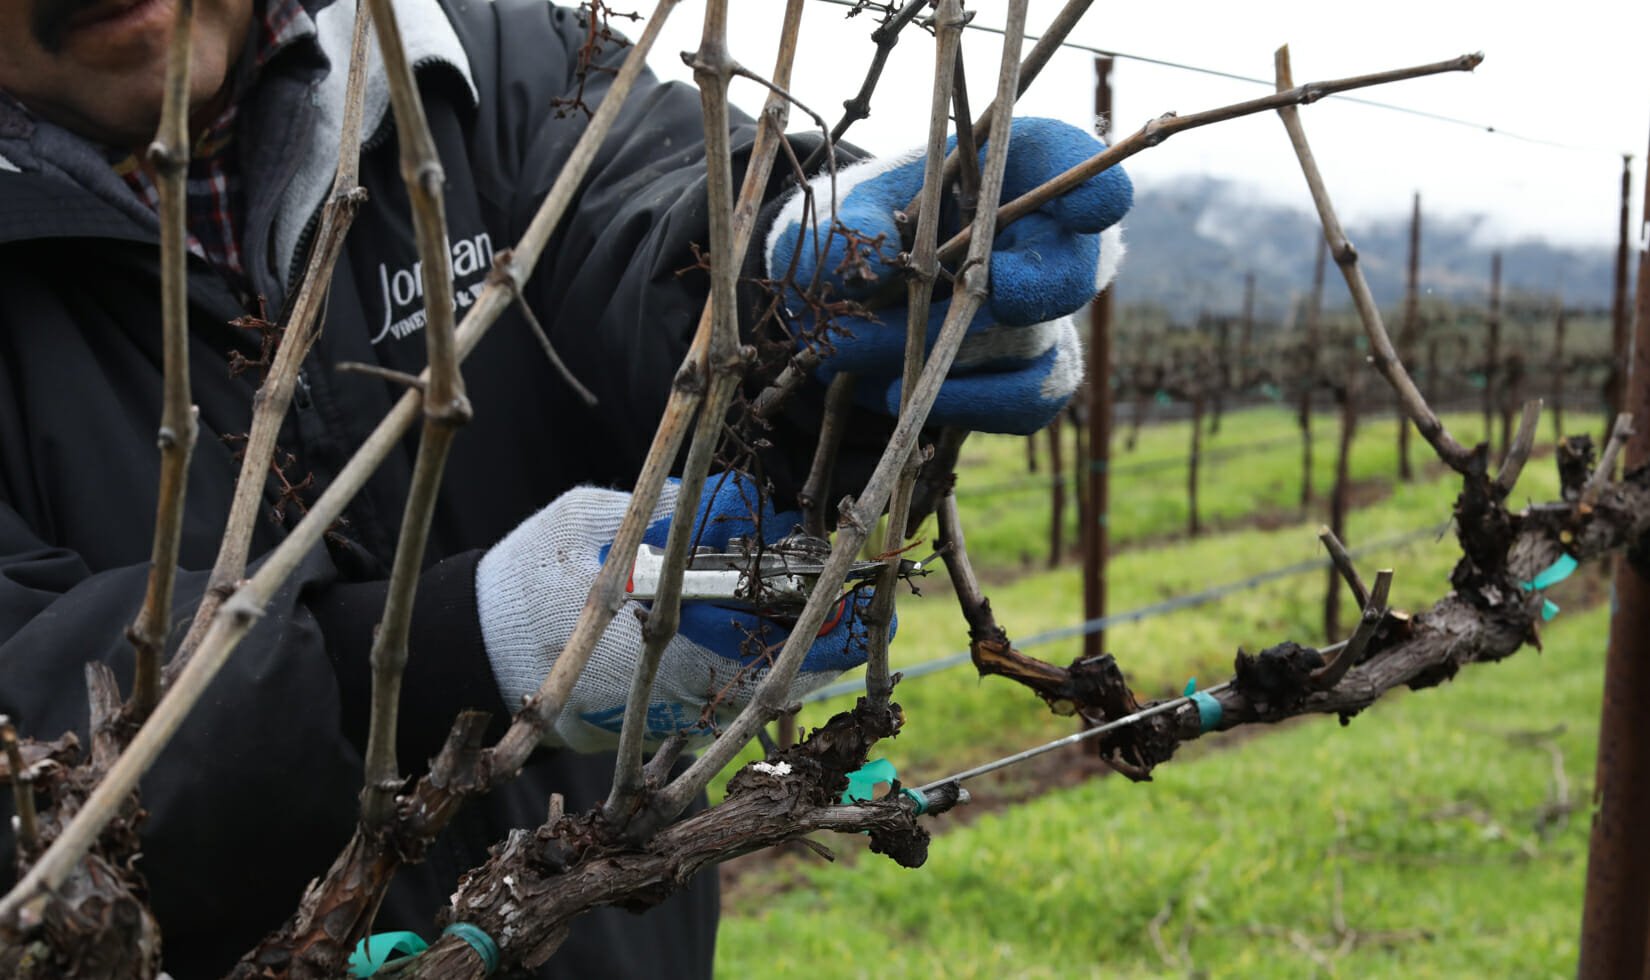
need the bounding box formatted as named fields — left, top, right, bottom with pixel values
left=274, top=0, right=478, bottom=293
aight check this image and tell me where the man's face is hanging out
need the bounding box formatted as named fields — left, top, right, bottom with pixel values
left=0, top=0, right=254, bottom=147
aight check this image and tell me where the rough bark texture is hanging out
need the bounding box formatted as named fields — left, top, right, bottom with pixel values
left=230, top=713, right=493, bottom=978
left=401, top=698, right=957, bottom=977
left=1, top=669, right=159, bottom=979
left=945, top=453, right=1650, bottom=783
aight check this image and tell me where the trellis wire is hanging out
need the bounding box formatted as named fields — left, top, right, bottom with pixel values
left=911, top=630, right=1332, bottom=794
left=914, top=678, right=1237, bottom=793
left=804, top=519, right=1448, bottom=703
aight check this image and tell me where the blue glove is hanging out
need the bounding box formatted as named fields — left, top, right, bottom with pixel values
left=477, top=475, right=886, bottom=750
left=638, top=474, right=880, bottom=679
left=764, top=117, right=1132, bottom=434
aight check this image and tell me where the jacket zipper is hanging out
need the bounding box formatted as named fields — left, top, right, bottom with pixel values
left=281, top=57, right=458, bottom=290
left=280, top=107, right=393, bottom=290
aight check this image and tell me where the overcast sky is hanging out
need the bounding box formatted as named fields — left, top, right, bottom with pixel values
left=635, top=0, right=1648, bottom=250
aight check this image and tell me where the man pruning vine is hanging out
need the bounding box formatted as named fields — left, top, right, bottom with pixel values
left=0, top=0, right=1130, bottom=973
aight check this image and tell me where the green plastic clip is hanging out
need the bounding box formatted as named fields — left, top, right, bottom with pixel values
left=349, top=931, right=428, bottom=977
left=1520, top=554, right=1577, bottom=622
left=1183, top=678, right=1222, bottom=733
left=349, top=923, right=500, bottom=977
left=842, top=758, right=897, bottom=804
left=443, top=922, right=501, bottom=976
left=1525, top=553, right=1578, bottom=591
left=842, top=760, right=927, bottom=826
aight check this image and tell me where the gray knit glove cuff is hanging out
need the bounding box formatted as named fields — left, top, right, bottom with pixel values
left=475, top=483, right=865, bottom=752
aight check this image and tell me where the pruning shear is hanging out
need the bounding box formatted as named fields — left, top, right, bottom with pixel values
left=627, top=532, right=919, bottom=626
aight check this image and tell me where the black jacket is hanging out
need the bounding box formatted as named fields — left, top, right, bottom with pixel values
left=0, top=0, right=858, bottom=974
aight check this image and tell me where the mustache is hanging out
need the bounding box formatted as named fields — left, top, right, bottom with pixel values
left=32, top=0, right=121, bottom=53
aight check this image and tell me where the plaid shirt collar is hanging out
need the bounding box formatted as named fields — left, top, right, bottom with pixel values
left=110, top=0, right=313, bottom=294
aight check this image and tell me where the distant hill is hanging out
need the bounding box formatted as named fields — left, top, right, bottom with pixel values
left=1112, top=176, right=1619, bottom=322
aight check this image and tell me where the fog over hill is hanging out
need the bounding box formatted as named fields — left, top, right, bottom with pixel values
left=1112, top=176, right=1620, bottom=323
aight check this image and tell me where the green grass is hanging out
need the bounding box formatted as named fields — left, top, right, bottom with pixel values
left=944, top=407, right=1508, bottom=573
left=707, top=403, right=1604, bottom=975
left=717, top=603, right=1607, bottom=978
left=706, top=400, right=1597, bottom=970
left=775, top=447, right=1570, bottom=785
left=704, top=406, right=1576, bottom=800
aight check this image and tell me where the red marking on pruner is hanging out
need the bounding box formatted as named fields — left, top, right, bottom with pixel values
left=817, top=596, right=847, bottom=637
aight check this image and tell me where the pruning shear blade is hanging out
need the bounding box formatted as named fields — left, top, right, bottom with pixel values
left=626, top=533, right=894, bottom=608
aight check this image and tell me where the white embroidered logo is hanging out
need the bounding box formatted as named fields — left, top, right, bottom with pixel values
left=370, top=230, right=495, bottom=345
